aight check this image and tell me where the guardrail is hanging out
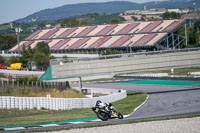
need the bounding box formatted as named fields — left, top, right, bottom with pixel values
left=50, top=48, right=200, bottom=65
left=52, top=49, right=200, bottom=78
left=0, top=89, right=127, bottom=110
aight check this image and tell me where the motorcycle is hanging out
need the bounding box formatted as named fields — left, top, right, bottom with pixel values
left=92, top=100, right=123, bottom=121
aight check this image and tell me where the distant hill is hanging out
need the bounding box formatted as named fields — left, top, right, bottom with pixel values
left=16, top=0, right=200, bottom=23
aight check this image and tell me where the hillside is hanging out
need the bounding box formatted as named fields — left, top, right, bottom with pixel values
left=16, top=0, right=200, bottom=23
left=16, top=1, right=142, bottom=23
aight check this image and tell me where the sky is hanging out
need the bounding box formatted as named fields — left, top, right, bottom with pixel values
left=0, top=0, right=166, bottom=24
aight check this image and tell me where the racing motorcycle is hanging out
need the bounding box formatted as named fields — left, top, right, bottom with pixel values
left=92, top=100, right=123, bottom=121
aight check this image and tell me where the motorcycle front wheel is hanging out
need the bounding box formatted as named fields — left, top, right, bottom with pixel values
left=97, top=111, right=109, bottom=121
left=118, top=113, right=123, bottom=119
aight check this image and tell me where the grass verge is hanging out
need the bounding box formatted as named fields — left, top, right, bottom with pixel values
left=0, top=91, right=147, bottom=127
left=118, top=67, right=200, bottom=76
left=82, top=78, right=122, bottom=82
left=0, top=88, right=85, bottom=98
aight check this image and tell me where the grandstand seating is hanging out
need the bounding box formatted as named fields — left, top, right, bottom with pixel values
left=57, top=28, right=78, bottom=38
left=132, top=34, right=158, bottom=46
left=162, top=19, right=184, bottom=32
left=100, top=36, right=121, bottom=48
left=12, top=41, right=34, bottom=51
left=25, top=30, right=42, bottom=40
left=122, top=34, right=143, bottom=46
left=117, top=23, right=139, bottom=34
left=10, top=19, right=185, bottom=52
left=51, top=39, right=71, bottom=50
left=87, top=25, right=107, bottom=36
left=95, top=24, right=118, bottom=35
left=70, top=27, right=86, bottom=37
left=39, top=28, right=59, bottom=39
left=76, top=26, right=97, bottom=37
left=146, top=33, right=167, bottom=46
left=82, top=37, right=99, bottom=48
left=139, top=21, right=162, bottom=33
left=89, top=36, right=112, bottom=48
left=60, top=38, right=80, bottom=49
left=45, top=40, right=52, bottom=44
left=111, top=35, right=133, bottom=47
left=69, top=38, right=90, bottom=49
left=152, top=20, right=173, bottom=32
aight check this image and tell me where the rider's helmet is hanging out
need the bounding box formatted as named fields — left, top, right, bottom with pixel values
left=98, top=102, right=106, bottom=108
left=96, top=100, right=102, bottom=106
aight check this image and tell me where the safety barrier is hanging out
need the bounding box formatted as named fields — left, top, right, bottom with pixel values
left=188, top=72, right=200, bottom=76
left=0, top=89, right=126, bottom=110
left=125, top=73, right=169, bottom=77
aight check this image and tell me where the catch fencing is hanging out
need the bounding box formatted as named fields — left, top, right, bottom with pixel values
left=0, top=80, right=68, bottom=96
left=0, top=90, right=127, bottom=110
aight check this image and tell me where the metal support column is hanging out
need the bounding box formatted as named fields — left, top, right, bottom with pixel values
left=178, top=35, right=180, bottom=49
left=79, top=77, right=82, bottom=89
left=167, top=36, right=169, bottom=49
left=172, top=33, right=175, bottom=49
left=185, top=24, right=188, bottom=46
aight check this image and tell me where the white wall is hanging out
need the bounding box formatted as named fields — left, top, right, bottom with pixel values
left=0, top=90, right=127, bottom=110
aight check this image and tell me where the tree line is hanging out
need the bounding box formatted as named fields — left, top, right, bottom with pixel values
left=0, top=42, right=53, bottom=70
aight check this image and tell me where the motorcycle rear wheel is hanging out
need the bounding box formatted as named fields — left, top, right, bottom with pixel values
left=97, top=111, right=109, bottom=121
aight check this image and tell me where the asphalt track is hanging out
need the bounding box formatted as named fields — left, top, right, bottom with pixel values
left=2, top=80, right=200, bottom=132
left=73, top=81, right=200, bottom=119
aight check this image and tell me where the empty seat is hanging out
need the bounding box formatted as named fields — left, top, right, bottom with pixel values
left=139, top=21, right=162, bottom=33
left=76, top=26, right=97, bottom=37
left=132, top=34, right=158, bottom=46
left=69, top=38, right=90, bottom=49
left=95, top=24, right=118, bottom=35
left=39, top=29, right=59, bottom=39
left=57, top=28, right=78, bottom=38
left=51, top=39, right=71, bottom=50
left=162, top=19, right=184, bottom=32
left=117, top=23, right=140, bottom=34
left=82, top=37, right=100, bottom=48
left=89, top=36, right=112, bottom=48
left=111, top=35, right=133, bottom=47
left=25, top=30, right=42, bottom=40
left=147, top=33, right=167, bottom=46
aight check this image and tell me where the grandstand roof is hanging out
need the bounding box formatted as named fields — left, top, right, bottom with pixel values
left=10, top=19, right=185, bottom=52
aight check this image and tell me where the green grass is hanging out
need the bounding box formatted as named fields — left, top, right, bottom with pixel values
left=112, top=92, right=147, bottom=115
left=0, top=91, right=147, bottom=127
left=119, top=67, right=200, bottom=76
left=0, top=88, right=85, bottom=98
left=83, top=78, right=122, bottom=82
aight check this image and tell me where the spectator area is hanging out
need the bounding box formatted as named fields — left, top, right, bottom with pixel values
left=10, top=19, right=184, bottom=52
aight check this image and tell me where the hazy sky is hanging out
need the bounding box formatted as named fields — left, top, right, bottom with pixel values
left=0, top=0, right=166, bottom=24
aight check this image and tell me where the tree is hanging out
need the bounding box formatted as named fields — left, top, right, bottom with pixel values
left=32, top=51, right=50, bottom=70
left=162, top=12, right=181, bottom=20
left=9, top=56, right=20, bottom=64
left=61, top=18, right=79, bottom=27
left=0, top=34, right=17, bottom=50
left=80, top=20, right=88, bottom=26
left=111, top=18, right=121, bottom=24
left=0, top=56, right=5, bottom=64
left=35, top=41, right=50, bottom=56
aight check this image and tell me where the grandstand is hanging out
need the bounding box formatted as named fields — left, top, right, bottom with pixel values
left=10, top=19, right=185, bottom=53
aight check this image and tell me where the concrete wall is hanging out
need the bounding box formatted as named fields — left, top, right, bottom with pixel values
left=52, top=50, right=200, bottom=78
left=0, top=90, right=127, bottom=110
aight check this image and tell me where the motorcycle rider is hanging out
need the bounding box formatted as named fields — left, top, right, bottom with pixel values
left=92, top=100, right=123, bottom=121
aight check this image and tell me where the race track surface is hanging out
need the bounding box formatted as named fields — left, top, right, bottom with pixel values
left=72, top=81, right=200, bottom=120
left=2, top=80, right=200, bottom=132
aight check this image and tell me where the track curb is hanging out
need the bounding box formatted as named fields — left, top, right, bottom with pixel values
left=0, top=118, right=101, bottom=131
